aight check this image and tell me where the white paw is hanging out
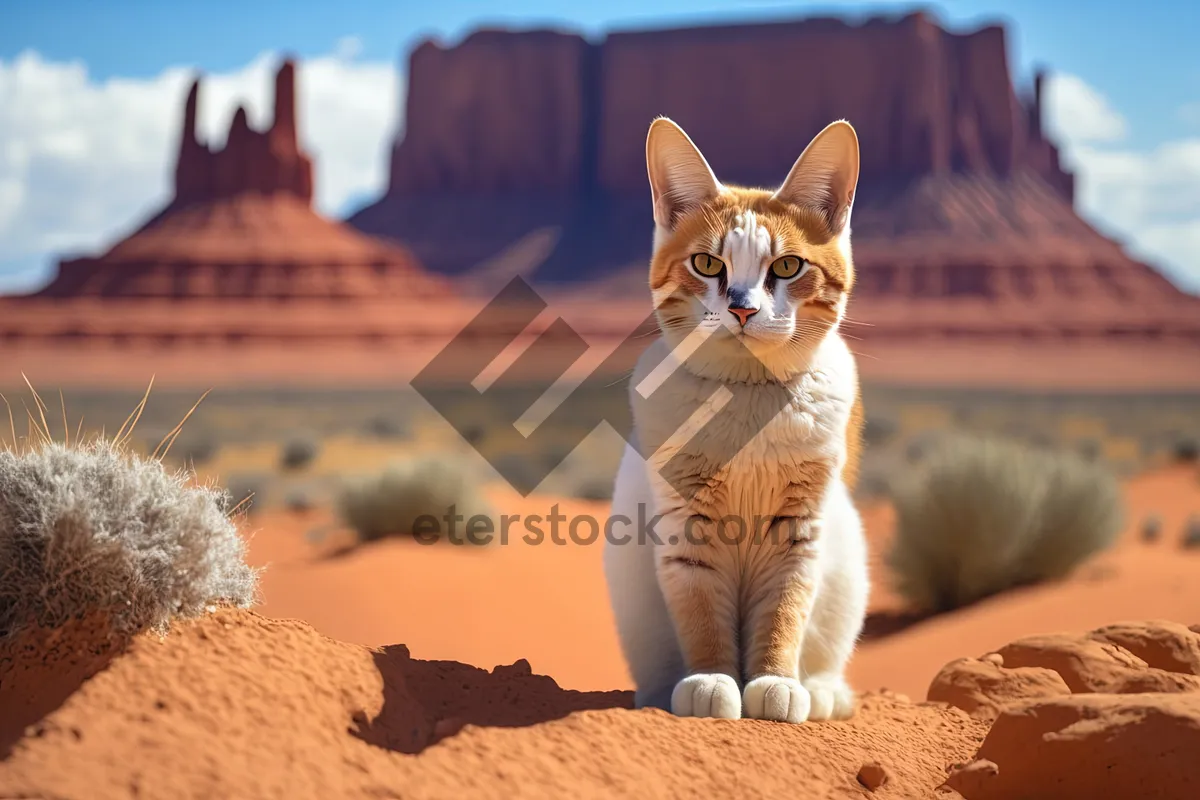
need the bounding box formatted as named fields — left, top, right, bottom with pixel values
left=742, top=675, right=811, bottom=723
left=803, top=675, right=856, bottom=720
left=671, top=673, right=742, bottom=719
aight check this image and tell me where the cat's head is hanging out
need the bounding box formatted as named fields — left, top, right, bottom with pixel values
left=645, top=117, right=860, bottom=380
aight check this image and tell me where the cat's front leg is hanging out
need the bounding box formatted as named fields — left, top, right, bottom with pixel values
left=654, top=511, right=742, bottom=720
left=740, top=515, right=822, bottom=723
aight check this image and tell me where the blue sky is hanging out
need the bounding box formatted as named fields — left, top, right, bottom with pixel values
left=2, top=0, right=1198, bottom=291
left=4, top=0, right=1196, bottom=151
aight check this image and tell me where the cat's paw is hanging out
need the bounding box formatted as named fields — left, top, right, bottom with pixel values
left=802, top=675, right=856, bottom=720
left=742, top=675, right=811, bottom=723
left=671, top=673, right=742, bottom=719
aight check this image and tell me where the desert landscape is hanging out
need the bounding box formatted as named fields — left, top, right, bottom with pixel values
left=2, top=6, right=1200, bottom=800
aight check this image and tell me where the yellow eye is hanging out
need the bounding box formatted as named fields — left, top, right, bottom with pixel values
left=771, top=256, right=805, bottom=279
left=690, top=253, right=725, bottom=277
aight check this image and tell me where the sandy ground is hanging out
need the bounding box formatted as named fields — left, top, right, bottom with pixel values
left=2, top=466, right=1198, bottom=799
left=0, top=610, right=990, bottom=799
left=247, top=465, right=1200, bottom=701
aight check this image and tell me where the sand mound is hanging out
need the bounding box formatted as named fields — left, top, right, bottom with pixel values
left=5, top=613, right=1200, bottom=799
left=935, top=620, right=1200, bottom=799
left=0, top=610, right=986, bottom=799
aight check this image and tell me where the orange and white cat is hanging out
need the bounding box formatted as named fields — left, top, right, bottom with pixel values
left=603, top=117, right=868, bottom=723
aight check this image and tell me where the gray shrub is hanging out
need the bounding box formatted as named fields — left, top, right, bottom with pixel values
left=0, top=441, right=259, bottom=638
left=337, top=454, right=493, bottom=545
left=887, top=434, right=1124, bottom=612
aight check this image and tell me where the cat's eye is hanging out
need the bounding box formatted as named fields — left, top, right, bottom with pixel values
left=690, top=253, right=725, bottom=277
left=770, top=256, right=805, bottom=279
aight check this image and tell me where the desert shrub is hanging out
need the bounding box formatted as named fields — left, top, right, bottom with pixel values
left=1172, top=436, right=1199, bottom=463
left=903, top=431, right=944, bottom=464
left=172, top=430, right=218, bottom=466
left=280, top=435, right=318, bottom=470
left=225, top=473, right=267, bottom=515
left=459, top=423, right=487, bottom=447
left=1076, top=437, right=1102, bottom=462
left=285, top=487, right=315, bottom=514
left=863, top=415, right=898, bottom=447
left=363, top=415, right=408, bottom=440
left=336, top=454, right=493, bottom=545
left=492, top=452, right=546, bottom=496
left=542, top=444, right=576, bottom=476
left=1183, top=515, right=1200, bottom=550
left=0, top=441, right=258, bottom=639
left=573, top=479, right=614, bottom=502
left=853, top=469, right=891, bottom=502
left=1140, top=513, right=1162, bottom=543
left=888, top=434, right=1123, bottom=613
left=279, top=434, right=319, bottom=471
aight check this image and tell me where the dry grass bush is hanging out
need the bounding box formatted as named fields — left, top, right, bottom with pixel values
left=225, top=473, right=268, bottom=516
left=1172, top=436, right=1199, bottom=463
left=1183, top=515, right=1200, bottom=550
left=0, top=385, right=258, bottom=639
left=285, top=486, right=315, bottom=514
left=171, top=429, right=218, bottom=466
left=336, top=453, right=494, bottom=546
left=280, top=433, right=319, bottom=471
left=887, top=434, right=1124, bottom=613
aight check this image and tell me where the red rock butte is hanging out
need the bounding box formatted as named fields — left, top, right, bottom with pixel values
left=0, top=61, right=446, bottom=315
left=349, top=11, right=1200, bottom=346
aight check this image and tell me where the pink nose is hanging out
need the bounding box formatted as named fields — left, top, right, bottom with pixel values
left=729, top=306, right=758, bottom=326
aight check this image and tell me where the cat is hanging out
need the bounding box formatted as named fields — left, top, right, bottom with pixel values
left=602, top=117, right=868, bottom=723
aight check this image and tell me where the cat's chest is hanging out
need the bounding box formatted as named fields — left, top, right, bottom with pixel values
left=630, top=337, right=856, bottom=510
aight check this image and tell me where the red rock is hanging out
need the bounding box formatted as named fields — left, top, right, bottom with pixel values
left=1088, top=620, right=1200, bottom=675
left=857, top=761, right=892, bottom=791
left=939, top=622, right=1200, bottom=798
left=996, top=633, right=1200, bottom=695
left=18, top=59, right=445, bottom=303
left=349, top=12, right=1200, bottom=346
left=945, top=693, right=1200, bottom=800
left=928, top=656, right=1071, bottom=721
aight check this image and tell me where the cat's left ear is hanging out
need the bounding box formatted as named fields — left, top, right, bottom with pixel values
left=772, top=120, right=860, bottom=236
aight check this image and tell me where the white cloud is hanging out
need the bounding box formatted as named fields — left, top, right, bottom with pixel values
left=0, top=46, right=400, bottom=291
left=1043, top=73, right=1128, bottom=144
left=1045, top=73, right=1200, bottom=293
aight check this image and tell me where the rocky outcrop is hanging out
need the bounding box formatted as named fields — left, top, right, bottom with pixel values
left=175, top=62, right=313, bottom=207
left=935, top=620, right=1200, bottom=799
left=349, top=12, right=1200, bottom=345
left=18, top=60, right=445, bottom=302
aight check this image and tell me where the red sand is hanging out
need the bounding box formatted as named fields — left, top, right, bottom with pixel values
left=0, top=610, right=988, bottom=799
left=3, top=612, right=1199, bottom=798
left=3, top=468, right=1199, bottom=798
left=246, top=466, right=1200, bottom=700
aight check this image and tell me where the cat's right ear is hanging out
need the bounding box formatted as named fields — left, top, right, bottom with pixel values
left=646, top=117, right=722, bottom=231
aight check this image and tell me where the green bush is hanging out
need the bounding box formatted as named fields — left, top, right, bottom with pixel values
left=336, top=454, right=493, bottom=546
left=887, top=434, right=1124, bottom=613
left=0, top=441, right=258, bottom=638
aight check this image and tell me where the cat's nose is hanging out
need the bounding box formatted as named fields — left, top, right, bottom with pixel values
left=728, top=304, right=759, bottom=326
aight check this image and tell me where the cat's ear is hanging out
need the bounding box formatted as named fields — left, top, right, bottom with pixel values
left=646, top=117, right=723, bottom=231
left=772, top=120, right=860, bottom=236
